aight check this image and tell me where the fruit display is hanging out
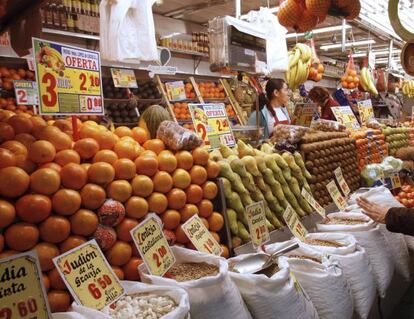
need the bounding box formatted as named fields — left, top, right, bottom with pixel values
left=131, top=80, right=162, bottom=100
left=138, top=105, right=172, bottom=139
left=105, top=101, right=139, bottom=125
left=395, top=184, right=414, bottom=208
left=287, top=43, right=312, bottom=90
left=173, top=102, right=192, bottom=121
left=307, top=59, right=325, bottom=82
left=341, top=65, right=360, bottom=90
left=231, top=79, right=256, bottom=119
left=184, top=82, right=196, bottom=99
left=382, top=127, right=408, bottom=156
left=225, top=104, right=236, bottom=118
left=198, top=82, right=226, bottom=99
left=300, top=131, right=360, bottom=206
left=402, top=80, right=414, bottom=98
left=103, top=78, right=130, bottom=99
left=360, top=67, right=379, bottom=95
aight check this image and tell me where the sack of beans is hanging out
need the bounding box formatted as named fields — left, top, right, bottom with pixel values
left=139, top=246, right=252, bottom=319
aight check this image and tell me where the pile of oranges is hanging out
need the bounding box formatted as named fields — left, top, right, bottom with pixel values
left=184, top=82, right=196, bottom=99
left=225, top=104, right=236, bottom=118
left=173, top=102, right=192, bottom=121
left=198, top=82, right=226, bottom=99
left=0, top=109, right=226, bottom=313
left=341, top=68, right=360, bottom=90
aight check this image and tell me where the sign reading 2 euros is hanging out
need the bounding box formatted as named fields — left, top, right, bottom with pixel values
left=33, top=38, right=104, bottom=115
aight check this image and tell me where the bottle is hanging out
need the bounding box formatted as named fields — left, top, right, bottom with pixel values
left=72, top=0, right=81, bottom=14
left=45, top=3, right=54, bottom=28
left=40, top=3, right=48, bottom=27
left=59, top=5, right=68, bottom=30
left=73, top=12, right=79, bottom=33
left=67, top=7, right=75, bottom=32
left=51, top=3, right=61, bottom=29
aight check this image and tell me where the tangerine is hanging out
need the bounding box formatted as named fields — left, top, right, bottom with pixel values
left=221, top=245, right=229, bottom=258
left=192, top=147, right=209, bottom=166
left=48, top=268, right=66, bottom=290
left=0, top=199, right=15, bottom=228
left=39, top=126, right=72, bottom=151
left=114, top=140, right=141, bottom=160
left=0, top=166, right=30, bottom=197
left=16, top=194, right=52, bottom=223
left=131, top=175, right=154, bottom=197
left=16, top=157, right=37, bottom=174
left=116, top=218, right=138, bottom=242
left=54, top=149, right=80, bottom=166
left=40, top=162, right=62, bottom=172
left=200, top=217, right=209, bottom=229
left=180, top=204, right=198, bottom=222
left=0, top=148, right=16, bottom=168
left=2, top=140, right=27, bottom=161
left=140, top=150, right=157, bottom=158
left=52, top=189, right=82, bottom=216
left=210, top=231, right=220, bottom=243
left=95, top=130, right=118, bottom=150
left=30, top=168, right=60, bottom=195
left=135, top=155, right=158, bottom=176
left=80, top=183, right=106, bottom=209
left=60, top=163, right=87, bottom=190
left=147, top=192, right=168, bottom=214
left=87, top=162, right=115, bottom=185
left=162, top=210, right=181, bottom=230
left=112, top=266, right=124, bottom=280
left=39, top=216, right=71, bottom=243
left=59, top=235, right=86, bottom=253
left=122, top=257, right=143, bottom=281
left=175, top=150, right=193, bottom=170
left=175, top=225, right=189, bottom=244
left=14, top=133, right=36, bottom=149
left=166, top=188, right=186, bottom=210
left=107, top=180, right=132, bottom=203
left=172, top=168, right=191, bottom=189
left=73, top=138, right=100, bottom=159
left=93, top=150, right=118, bottom=165
left=7, top=115, right=33, bottom=134
left=47, top=290, right=71, bottom=313
left=190, top=165, right=207, bottom=185
left=153, top=171, right=173, bottom=193
left=43, top=274, right=50, bottom=292
left=185, top=184, right=203, bottom=204
left=206, top=160, right=220, bottom=178
left=113, top=158, right=136, bottom=180
left=198, top=199, right=213, bottom=218
left=202, top=181, right=218, bottom=200
left=131, top=127, right=148, bottom=144
left=208, top=212, right=224, bottom=231
left=5, top=222, right=39, bottom=251
left=125, top=196, right=148, bottom=219
left=114, top=126, right=133, bottom=138
left=28, top=140, right=56, bottom=164
left=158, top=150, right=177, bottom=173
left=143, top=139, right=165, bottom=155
left=0, top=122, right=15, bottom=142
left=105, top=241, right=132, bottom=266
left=34, top=242, right=60, bottom=271
left=70, top=209, right=99, bottom=236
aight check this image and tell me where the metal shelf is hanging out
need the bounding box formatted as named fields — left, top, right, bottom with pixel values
left=42, top=28, right=100, bottom=41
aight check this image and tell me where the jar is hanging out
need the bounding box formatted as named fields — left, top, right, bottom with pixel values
left=59, top=5, right=68, bottom=30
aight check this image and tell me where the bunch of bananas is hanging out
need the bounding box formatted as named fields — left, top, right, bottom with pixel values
left=360, top=67, right=378, bottom=95
left=286, top=43, right=312, bottom=90
left=403, top=80, right=414, bottom=98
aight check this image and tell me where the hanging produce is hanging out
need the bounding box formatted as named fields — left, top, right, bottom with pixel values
left=402, top=80, right=414, bottom=98
left=360, top=67, right=379, bottom=95
left=341, top=54, right=360, bottom=90
left=287, top=43, right=312, bottom=90
left=307, top=39, right=325, bottom=82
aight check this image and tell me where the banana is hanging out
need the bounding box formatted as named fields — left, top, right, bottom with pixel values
left=360, top=68, right=369, bottom=92
left=289, top=49, right=301, bottom=68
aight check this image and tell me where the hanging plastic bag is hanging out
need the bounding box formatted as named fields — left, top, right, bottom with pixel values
left=307, top=39, right=324, bottom=82
left=341, top=52, right=360, bottom=90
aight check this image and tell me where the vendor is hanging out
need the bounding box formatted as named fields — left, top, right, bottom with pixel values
left=248, top=78, right=290, bottom=139
left=308, top=87, right=340, bottom=121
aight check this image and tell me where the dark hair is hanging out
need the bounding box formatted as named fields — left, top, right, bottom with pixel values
left=308, top=87, right=330, bottom=105
left=259, top=78, right=286, bottom=117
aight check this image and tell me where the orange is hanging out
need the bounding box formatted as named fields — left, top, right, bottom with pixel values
left=34, top=242, right=60, bottom=271
left=54, top=149, right=80, bottom=166
left=28, top=140, right=56, bottom=164
left=200, top=217, right=209, bottom=229
left=39, top=216, right=71, bottom=243
left=14, top=133, right=36, bottom=149
left=140, top=150, right=157, bottom=158
left=198, top=199, right=213, bottom=218
left=81, top=163, right=91, bottom=172
left=0, top=122, right=15, bottom=142
left=166, top=188, right=187, bottom=210
left=95, top=130, right=118, bottom=150
left=172, top=168, right=191, bottom=189
left=2, top=140, right=27, bottom=161
left=202, top=181, right=218, bottom=200
left=0, top=199, right=15, bottom=228
left=143, top=139, right=165, bottom=154
left=125, top=196, right=148, bottom=219
left=87, top=162, right=115, bottom=185
left=162, top=210, right=181, bottom=230
left=16, top=157, right=37, bottom=174
left=107, top=180, right=132, bottom=203
left=131, top=127, right=149, bottom=144
left=114, top=140, right=141, bottom=160
left=158, top=150, right=177, bottom=173
left=131, top=175, right=154, bottom=197
left=147, top=192, right=168, bottom=214
left=0, top=148, right=16, bottom=168
left=52, top=189, right=82, bottom=216
left=59, top=235, right=87, bottom=253
left=40, top=162, right=62, bottom=172
left=105, top=241, right=132, bottom=266
left=180, top=204, right=199, bottom=222
left=114, top=126, right=133, bottom=138
left=208, top=212, right=224, bottom=232
left=48, top=290, right=71, bottom=313
left=190, top=165, right=207, bottom=185
left=135, top=155, right=158, bottom=176
left=43, top=274, right=50, bottom=292
left=113, top=158, right=136, bottom=180
left=210, top=231, right=220, bottom=243
left=7, top=115, right=33, bottom=134
left=74, top=138, right=100, bottom=159
left=0, top=166, right=30, bottom=197
left=153, top=171, right=173, bottom=193
left=70, top=209, right=99, bottom=236
left=30, top=116, right=47, bottom=138
left=175, top=150, right=193, bottom=170
left=93, top=149, right=118, bottom=165
left=186, top=184, right=203, bottom=204
left=175, top=225, right=189, bottom=244
left=122, top=257, right=143, bottom=281
left=60, top=163, right=87, bottom=190
left=116, top=217, right=138, bottom=242
left=221, top=245, right=229, bottom=258
left=16, top=194, right=52, bottom=223
left=48, top=267, right=66, bottom=290
left=53, top=119, right=72, bottom=132
left=192, top=147, right=209, bottom=166
left=30, top=168, right=61, bottom=195
left=5, top=222, right=39, bottom=251
left=80, top=183, right=106, bottom=209
left=79, top=123, right=99, bottom=139
left=206, top=160, right=220, bottom=179
left=38, top=126, right=72, bottom=151
left=112, top=266, right=125, bottom=280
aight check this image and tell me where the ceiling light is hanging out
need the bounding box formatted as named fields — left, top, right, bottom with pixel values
left=286, top=25, right=351, bottom=39
left=352, top=53, right=367, bottom=58
left=373, top=49, right=402, bottom=56
left=320, top=39, right=376, bottom=51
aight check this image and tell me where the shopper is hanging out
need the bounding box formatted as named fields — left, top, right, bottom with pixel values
left=356, top=196, right=414, bottom=236
left=308, top=87, right=340, bottom=121
left=248, top=78, right=290, bottom=139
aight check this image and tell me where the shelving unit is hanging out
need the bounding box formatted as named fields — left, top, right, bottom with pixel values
left=42, top=28, right=100, bottom=41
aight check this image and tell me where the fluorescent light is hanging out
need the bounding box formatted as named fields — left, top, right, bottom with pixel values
left=320, top=39, right=376, bottom=51
left=286, top=25, right=351, bottom=39
left=373, top=49, right=402, bottom=56
left=352, top=53, right=367, bottom=58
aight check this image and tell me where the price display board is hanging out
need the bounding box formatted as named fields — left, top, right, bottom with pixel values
left=33, top=38, right=104, bottom=115
left=334, top=167, right=351, bottom=196
left=189, top=103, right=235, bottom=149
left=301, top=188, right=325, bottom=218
left=53, top=240, right=124, bottom=310
left=110, top=68, right=137, bottom=88
left=182, top=214, right=222, bottom=256
left=357, top=100, right=375, bottom=125
left=165, top=81, right=186, bottom=101
left=326, top=180, right=347, bottom=211
left=246, top=201, right=270, bottom=248
left=13, top=80, right=39, bottom=105
left=130, top=214, right=176, bottom=277
left=383, top=171, right=401, bottom=190
left=292, top=103, right=317, bottom=127
left=283, top=205, right=308, bottom=241
left=331, top=106, right=360, bottom=130
left=0, top=251, right=52, bottom=319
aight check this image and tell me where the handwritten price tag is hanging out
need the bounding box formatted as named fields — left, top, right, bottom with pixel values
left=13, top=80, right=39, bottom=105
left=0, top=251, right=51, bottom=319
left=182, top=214, right=222, bottom=256
left=131, top=214, right=176, bottom=277
left=301, top=188, right=325, bottom=218
left=383, top=172, right=401, bottom=190
left=165, top=81, right=186, bottom=101
left=245, top=201, right=270, bottom=248
left=334, top=167, right=350, bottom=196
left=326, top=180, right=347, bottom=211
left=283, top=205, right=308, bottom=241
left=110, top=68, right=137, bottom=88
left=53, top=240, right=124, bottom=310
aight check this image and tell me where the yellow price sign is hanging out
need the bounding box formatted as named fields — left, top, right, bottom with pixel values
left=110, top=68, right=137, bottom=88
left=0, top=251, right=51, bottom=319
left=131, top=214, right=176, bottom=277
left=383, top=172, right=401, bottom=190
left=357, top=100, right=374, bottom=125
left=246, top=201, right=270, bottom=248
left=326, top=180, right=347, bottom=211
left=165, top=81, right=186, bottom=101
left=334, top=167, right=350, bottom=196
left=331, top=106, right=360, bottom=130
left=53, top=240, right=124, bottom=310
left=283, top=205, right=308, bottom=241
left=182, top=215, right=223, bottom=256
left=301, top=188, right=325, bottom=218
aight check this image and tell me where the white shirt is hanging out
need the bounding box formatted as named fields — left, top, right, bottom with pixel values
left=264, top=107, right=290, bottom=134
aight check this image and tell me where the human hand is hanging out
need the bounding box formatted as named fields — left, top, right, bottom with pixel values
left=356, top=197, right=388, bottom=224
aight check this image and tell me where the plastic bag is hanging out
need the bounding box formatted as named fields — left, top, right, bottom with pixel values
left=157, top=121, right=202, bottom=151
left=381, top=156, right=403, bottom=172
left=228, top=253, right=319, bottom=319
left=271, top=124, right=309, bottom=144
left=361, top=164, right=383, bottom=187
left=139, top=247, right=252, bottom=319
left=310, top=118, right=346, bottom=132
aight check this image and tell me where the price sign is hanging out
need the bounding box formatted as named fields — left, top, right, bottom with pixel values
left=326, top=180, right=347, bottom=211
left=33, top=38, right=104, bottom=115
left=301, top=188, right=325, bottom=218
left=246, top=201, right=270, bottom=248
left=331, top=106, right=360, bottom=130
left=357, top=100, right=375, bottom=125
left=182, top=215, right=222, bottom=256
left=334, top=167, right=351, bottom=196
left=292, top=103, right=317, bottom=127
left=283, top=205, right=308, bottom=241
left=0, top=251, right=52, bottom=319
left=13, top=80, right=39, bottom=105
left=165, top=81, right=186, bottom=101
left=189, top=103, right=235, bottom=150
left=110, top=68, right=137, bottom=88
left=53, top=240, right=124, bottom=310
left=383, top=172, right=401, bottom=190
left=130, top=214, right=176, bottom=277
